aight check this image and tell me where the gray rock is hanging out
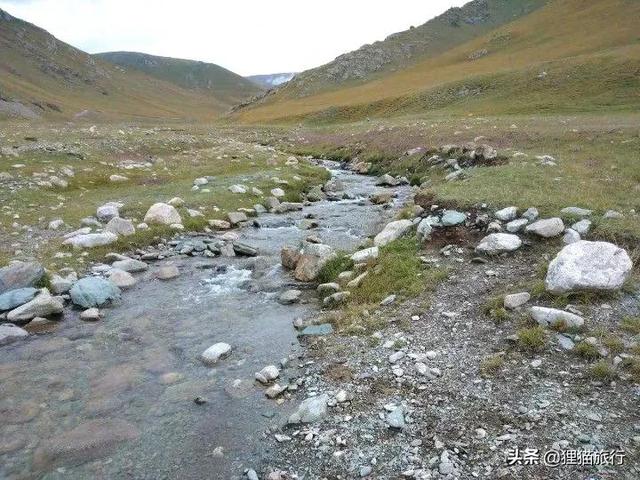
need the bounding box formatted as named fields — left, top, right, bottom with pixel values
left=416, top=218, right=433, bottom=242
left=322, top=291, right=350, bottom=307
left=604, top=210, right=623, bottom=219
left=70, top=277, right=121, bottom=308
left=157, top=265, right=179, bottom=280
left=380, top=294, right=396, bottom=306
left=105, top=217, right=135, bottom=236
left=143, top=203, right=182, bottom=225
left=299, top=324, right=334, bottom=336
left=525, top=218, right=564, bottom=238
left=475, top=233, right=522, bottom=254
left=306, top=185, right=325, bottom=202
left=227, top=211, right=248, bottom=225
left=50, top=272, right=77, bottom=294
left=495, top=206, right=518, bottom=221
left=530, top=306, right=584, bottom=329
left=556, top=334, right=575, bottom=350
left=281, top=246, right=301, bottom=270
left=255, top=365, right=280, bottom=384
left=108, top=269, right=136, bottom=289
left=376, top=174, right=399, bottom=187
left=563, top=229, right=581, bottom=244
left=0, top=323, right=29, bottom=346
left=288, top=394, right=329, bottom=424
left=7, top=289, right=63, bottom=322
left=505, top=218, right=528, bottom=233
left=571, top=219, right=591, bottom=235
left=386, top=407, right=406, bottom=429
left=0, top=287, right=38, bottom=311
left=374, top=220, right=413, bottom=247
left=228, top=184, right=247, bottom=194
left=96, top=203, right=120, bottom=222
left=545, top=241, right=632, bottom=293
left=208, top=219, right=231, bottom=230
left=63, top=232, right=118, bottom=249
left=504, top=292, right=530, bottom=309
left=351, top=246, right=379, bottom=263
left=200, top=342, right=232, bottom=365
left=294, top=243, right=336, bottom=282
left=278, top=289, right=302, bottom=305
left=80, top=308, right=101, bottom=321
left=317, top=283, right=340, bottom=296
left=522, top=207, right=539, bottom=221
left=233, top=242, right=258, bottom=257
left=111, top=259, right=148, bottom=273
left=0, top=261, right=45, bottom=294
left=441, top=210, right=466, bottom=227
left=561, top=207, right=592, bottom=217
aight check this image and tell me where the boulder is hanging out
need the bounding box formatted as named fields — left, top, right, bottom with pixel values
left=227, top=211, right=248, bottom=225
left=376, top=174, right=399, bottom=187
left=278, top=289, right=301, bottom=305
left=271, top=188, right=285, bottom=198
left=70, top=277, right=121, bottom=308
left=288, top=394, right=329, bottom=424
left=0, top=261, right=45, bottom=294
left=475, top=233, right=522, bottom=254
left=374, top=220, right=413, bottom=247
left=525, top=218, right=564, bottom=238
left=80, top=308, right=102, bottom=321
left=208, top=219, right=231, bottom=230
left=505, top=219, right=528, bottom=233
left=441, top=210, right=466, bottom=227
left=561, top=207, right=592, bottom=217
left=545, top=241, right=632, bottom=293
left=108, top=269, right=136, bottom=289
left=156, top=265, right=180, bottom=280
left=294, top=243, right=336, bottom=282
left=522, top=207, right=539, bottom=221
left=63, top=232, right=118, bottom=249
left=0, top=287, right=38, bottom=311
left=571, top=219, right=591, bottom=236
left=281, top=246, right=301, bottom=270
left=563, top=229, right=581, bottom=244
left=200, top=342, right=232, bottom=365
left=495, top=207, right=518, bottom=222
left=0, top=323, right=29, bottom=346
left=143, top=203, right=182, bottom=226
left=96, top=203, right=120, bottom=222
left=111, top=259, right=148, bottom=273
left=416, top=219, right=433, bottom=242
left=504, top=292, right=530, bottom=310
left=105, top=217, right=135, bottom=236
left=228, top=184, right=247, bottom=194
left=233, top=242, right=258, bottom=257
left=7, top=289, right=63, bottom=322
left=317, top=283, right=340, bottom=296
left=323, top=291, right=350, bottom=307
left=49, top=272, right=77, bottom=294
left=307, top=185, right=325, bottom=202
left=255, top=365, right=280, bottom=384
left=351, top=246, right=379, bottom=263
left=530, top=306, right=584, bottom=329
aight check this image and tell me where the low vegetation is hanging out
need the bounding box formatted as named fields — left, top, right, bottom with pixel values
left=516, top=325, right=547, bottom=353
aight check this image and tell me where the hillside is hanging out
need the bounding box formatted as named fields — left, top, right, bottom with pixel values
left=247, top=73, right=296, bottom=89
left=236, top=0, right=640, bottom=123
left=96, top=51, right=262, bottom=105
left=0, top=8, right=233, bottom=121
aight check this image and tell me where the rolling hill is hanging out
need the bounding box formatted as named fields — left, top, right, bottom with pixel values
left=0, top=8, right=254, bottom=121
left=235, top=0, right=640, bottom=123
left=95, top=51, right=262, bottom=106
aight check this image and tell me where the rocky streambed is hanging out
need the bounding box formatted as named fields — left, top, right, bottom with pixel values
left=0, top=162, right=412, bottom=479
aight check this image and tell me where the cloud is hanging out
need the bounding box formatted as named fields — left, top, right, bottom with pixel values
left=0, top=0, right=468, bottom=76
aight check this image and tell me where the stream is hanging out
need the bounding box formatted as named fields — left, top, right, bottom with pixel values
left=0, top=162, right=411, bottom=479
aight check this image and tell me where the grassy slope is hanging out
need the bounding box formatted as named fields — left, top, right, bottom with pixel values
left=0, top=9, right=225, bottom=121
left=95, top=52, right=262, bottom=106
left=236, top=0, right=640, bottom=123
left=277, top=0, right=548, bottom=97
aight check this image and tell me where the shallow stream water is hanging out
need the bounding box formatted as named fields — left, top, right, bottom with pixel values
left=0, top=162, right=411, bottom=479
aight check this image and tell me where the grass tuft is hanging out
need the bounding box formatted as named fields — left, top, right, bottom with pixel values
left=517, top=326, right=547, bottom=353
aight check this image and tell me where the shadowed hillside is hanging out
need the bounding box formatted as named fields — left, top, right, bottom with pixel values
left=0, top=8, right=239, bottom=121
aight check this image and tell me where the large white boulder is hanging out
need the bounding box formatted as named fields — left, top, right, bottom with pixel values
left=351, top=247, right=379, bottom=263
left=475, top=233, right=522, bottom=254
left=143, top=203, right=182, bottom=226
left=7, top=289, right=63, bottom=322
left=545, top=241, right=632, bottom=293
left=374, top=220, right=413, bottom=247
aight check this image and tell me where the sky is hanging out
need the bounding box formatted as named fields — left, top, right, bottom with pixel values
left=0, top=0, right=468, bottom=76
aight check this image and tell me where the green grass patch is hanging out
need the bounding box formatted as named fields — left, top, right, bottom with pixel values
left=620, top=316, right=640, bottom=335
left=317, top=253, right=354, bottom=284
left=574, top=341, right=601, bottom=360
left=516, top=326, right=547, bottom=353
left=479, top=355, right=505, bottom=376
left=588, top=361, right=617, bottom=382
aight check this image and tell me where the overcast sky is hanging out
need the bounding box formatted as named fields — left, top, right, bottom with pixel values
left=0, top=0, right=468, bottom=76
